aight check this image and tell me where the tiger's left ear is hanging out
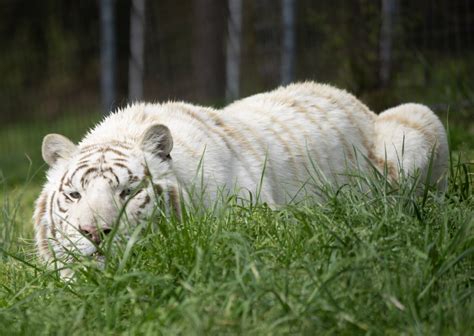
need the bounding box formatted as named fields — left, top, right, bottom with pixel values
left=140, top=124, right=173, bottom=159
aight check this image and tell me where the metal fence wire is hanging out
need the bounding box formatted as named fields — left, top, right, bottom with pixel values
left=0, top=0, right=473, bottom=182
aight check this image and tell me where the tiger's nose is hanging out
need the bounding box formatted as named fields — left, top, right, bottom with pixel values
left=79, top=225, right=112, bottom=244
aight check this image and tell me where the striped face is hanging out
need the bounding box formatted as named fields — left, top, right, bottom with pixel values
left=34, top=125, right=179, bottom=268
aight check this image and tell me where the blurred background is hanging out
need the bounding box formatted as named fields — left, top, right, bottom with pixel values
left=0, top=0, right=473, bottom=186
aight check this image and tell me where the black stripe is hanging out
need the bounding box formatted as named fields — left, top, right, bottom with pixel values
left=111, top=157, right=128, bottom=163
left=64, top=193, right=73, bottom=203
left=70, top=163, right=93, bottom=182
left=102, top=167, right=120, bottom=185
left=153, top=183, right=163, bottom=196
left=112, top=163, right=135, bottom=183
left=104, top=147, right=127, bottom=157
left=139, top=195, right=151, bottom=209
left=80, top=167, right=99, bottom=188
left=58, top=172, right=68, bottom=192
left=49, top=191, right=56, bottom=238
left=168, top=186, right=181, bottom=220
left=56, top=197, right=67, bottom=213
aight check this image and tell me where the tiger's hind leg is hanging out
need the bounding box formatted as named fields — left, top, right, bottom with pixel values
left=373, top=103, right=449, bottom=191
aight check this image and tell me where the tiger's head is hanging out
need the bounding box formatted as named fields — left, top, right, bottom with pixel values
left=33, top=124, right=180, bottom=272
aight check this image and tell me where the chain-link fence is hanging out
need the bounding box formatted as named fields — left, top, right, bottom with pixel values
left=1, top=0, right=473, bottom=184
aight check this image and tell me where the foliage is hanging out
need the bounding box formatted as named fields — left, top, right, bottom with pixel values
left=0, top=111, right=101, bottom=186
left=1, top=1, right=474, bottom=122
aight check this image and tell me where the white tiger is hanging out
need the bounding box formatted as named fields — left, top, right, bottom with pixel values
left=33, top=82, right=448, bottom=274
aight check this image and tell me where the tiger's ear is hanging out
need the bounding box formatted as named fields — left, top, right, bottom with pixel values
left=42, top=134, right=77, bottom=166
left=140, top=124, right=173, bottom=159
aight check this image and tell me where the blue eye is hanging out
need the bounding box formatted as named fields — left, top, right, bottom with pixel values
left=69, top=191, right=81, bottom=200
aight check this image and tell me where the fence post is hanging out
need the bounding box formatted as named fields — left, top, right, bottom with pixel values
left=100, top=0, right=116, bottom=114
left=380, top=0, right=398, bottom=87
left=226, top=0, right=243, bottom=103
left=192, top=0, right=226, bottom=103
left=129, top=0, right=146, bottom=102
left=281, top=0, right=296, bottom=85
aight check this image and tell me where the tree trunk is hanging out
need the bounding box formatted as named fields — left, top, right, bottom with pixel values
left=281, top=0, right=296, bottom=85
left=100, top=0, right=116, bottom=114
left=226, top=0, right=243, bottom=102
left=129, top=0, right=146, bottom=102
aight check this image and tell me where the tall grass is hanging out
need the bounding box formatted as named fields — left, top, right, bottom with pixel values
left=0, top=149, right=472, bottom=335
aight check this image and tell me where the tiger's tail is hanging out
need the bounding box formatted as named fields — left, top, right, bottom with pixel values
left=373, top=103, right=449, bottom=191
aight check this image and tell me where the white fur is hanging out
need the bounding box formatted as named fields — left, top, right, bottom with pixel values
left=375, top=103, right=449, bottom=189
left=34, top=82, right=449, bottom=272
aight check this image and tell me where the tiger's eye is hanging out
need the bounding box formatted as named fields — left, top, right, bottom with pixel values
left=120, top=188, right=132, bottom=199
left=69, top=191, right=81, bottom=200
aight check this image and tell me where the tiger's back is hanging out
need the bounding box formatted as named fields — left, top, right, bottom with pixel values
left=89, top=82, right=380, bottom=205
left=193, top=82, right=379, bottom=203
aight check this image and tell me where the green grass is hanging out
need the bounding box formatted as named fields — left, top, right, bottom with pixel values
left=0, top=111, right=101, bottom=186
left=0, top=109, right=473, bottom=334
left=0, top=150, right=473, bottom=335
